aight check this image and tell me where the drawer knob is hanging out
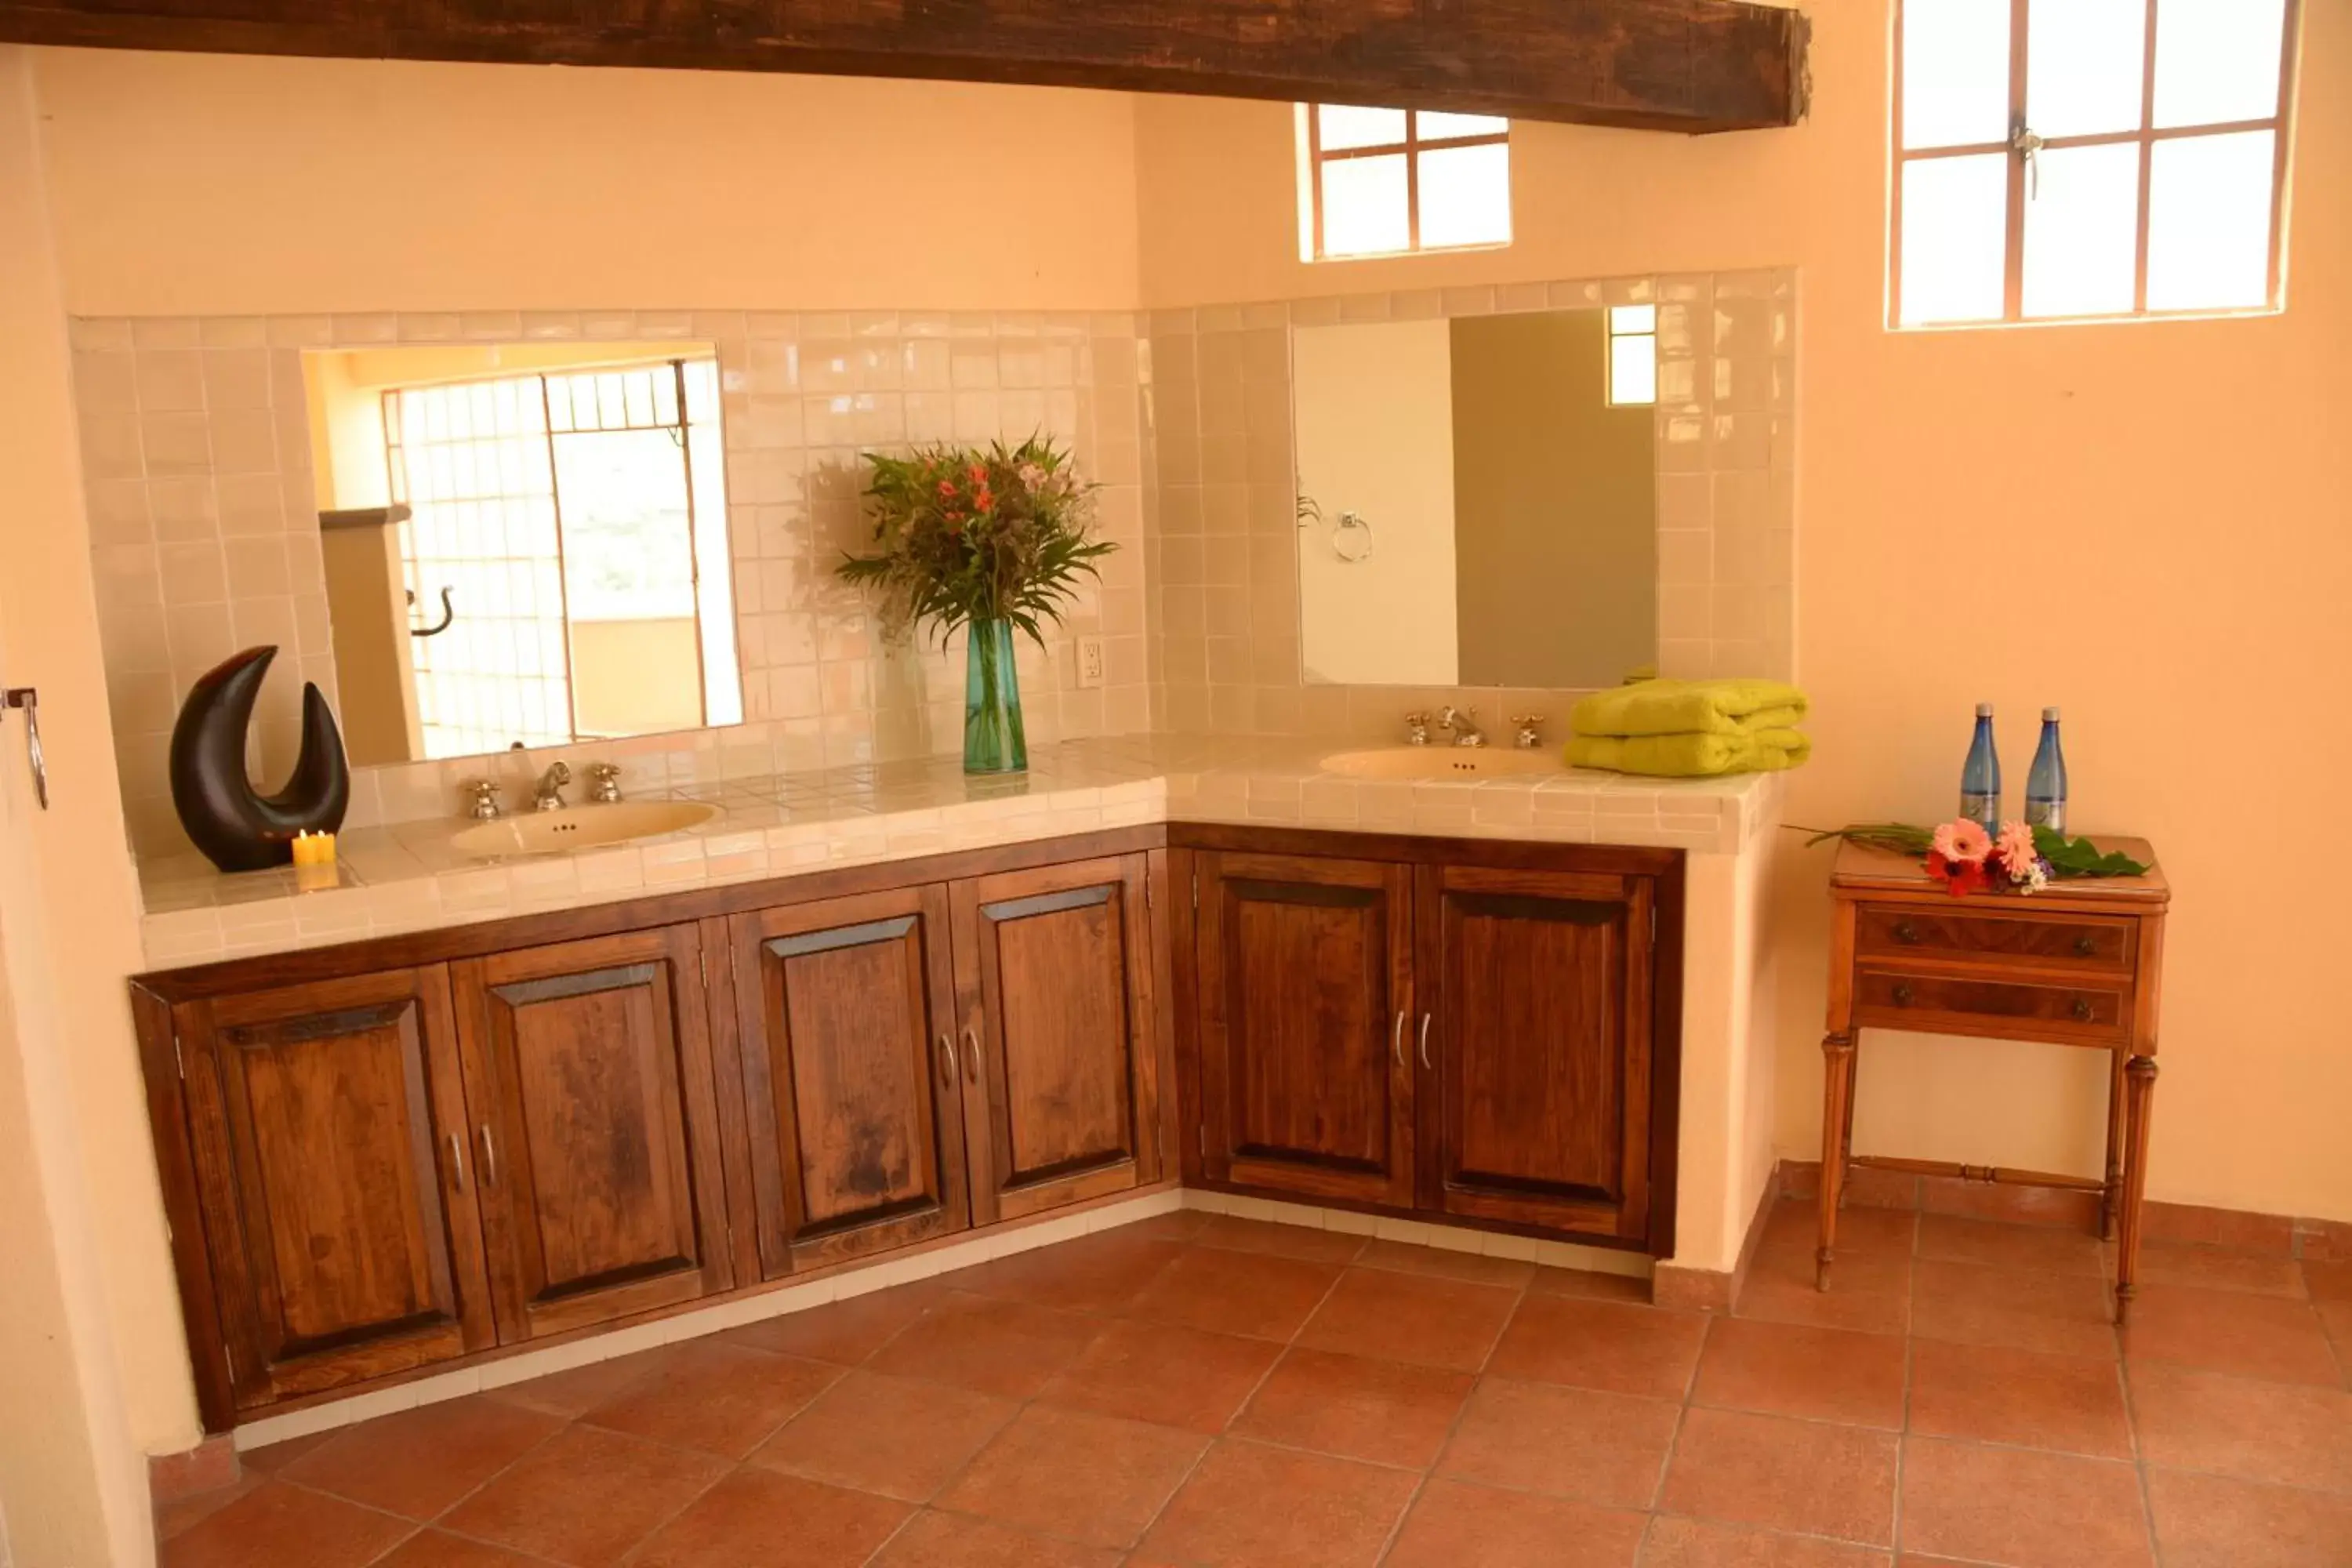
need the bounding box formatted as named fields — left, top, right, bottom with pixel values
left=1891, top=983, right=1915, bottom=1007
left=2074, top=935, right=2097, bottom=956
left=1893, top=921, right=1921, bottom=945
left=2071, top=998, right=2094, bottom=1022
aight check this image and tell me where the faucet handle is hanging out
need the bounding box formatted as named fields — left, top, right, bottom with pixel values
left=584, top=761, right=622, bottom=802
left=1510, top=713, right=1547, bottom=747
left=461, top=779, right=503, bottom=819
left=1403, top=711, right=1430, bottom=746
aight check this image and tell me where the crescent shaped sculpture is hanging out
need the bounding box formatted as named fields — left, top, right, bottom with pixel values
left=169, top=645, right=351, bottom=873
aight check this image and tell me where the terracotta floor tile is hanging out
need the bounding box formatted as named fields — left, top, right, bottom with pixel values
left=2129, top=1240, right=2310, bottom=1298
left=1738, top=1243, right=1911, bottom=1337
left=1488, top=1293, right=1708, bottom=1399
left=154, top=1475, right=262, bottom=1543
left=1528, top=1265, right=1654, bottom=1302
left=865, top=1509, right=1123, bottom=1566
left=438, top=1424, right=730, bottom=1567
left=579, top=1340, right=843, bottom=1458
left=960, top=1229, right=1183, bottom=1312
left=863, top=1290, right=1104, bottom=1398
left=2122, top=1283, right=2342, bottom=1386
left=1764, top=1200, right=1917, bottom=1257
left=1035, top=1318, right=1281, bottom=1434
left=1294, top=1265, right=1519, bottom=1371
left=1909, top=1258, right=2117, bottom=1359
left=720, top=1279, right=944, bottom=1363
left=1896, top=1436, right=2150, bottom=1567
left=1657, top=1406, right=1898, bottom=1547
left=1436, top=1377, right=1681, bottom=1508
left=236, top=1430, right=334, bottom=1474
left=2302, top=1259, right=2352, bottom=1302
left=1916, top=1213, right=2106, bottom=1277
left=1113, top=1209, right=1211, bottom=1243
left=1384, top=1479, right=1646, bottom=1567
left=1639, top=1515, right=1894, bottom=1566
left=626, top=1468, right=909, bottom=1568
left=1691, top=1318, right=1907, bottom=1429
left=2145, top=1468, right=2352, bottom=1568
left=1125, top=1246, right=1343, bottom=1341
left=1907, top=1339, right=2131, bottom=1457
left=1352, top=1237, right=1537, bottom=1288
left=2127, top=1360, right=2352, bottom=1492
left=481, top=1344, right=677, bottom=1419
left=934, top=1405, right=1208, bottom=1550
left=372, top=1531, right=552, bottom=1567
left=1920, top=1174, right=2104, bottom=1232
left=1138, top=1438, right=1418, bottom=1568
left=1191, top=1214, right=1368, bottom=1264
left=749, top=1370, right=1018, bottom=1501
left=1837, top=1166, right=1922, bottom=1211
left=276, top=1395, right=561, bottom=1519
left=1232, top=1346, right=1473, bottom=1468
left=158, top=1480, right=414, bottom=1568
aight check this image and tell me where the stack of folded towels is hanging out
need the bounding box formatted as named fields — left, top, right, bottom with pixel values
left=1566, top=677, right=1811, bottom=778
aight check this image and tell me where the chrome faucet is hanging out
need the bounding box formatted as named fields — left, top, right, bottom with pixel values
left=532, top=760, right=572, bottom=811
left=1403, top=711, right=1431, bottom=747
left=1511, top=714, right=1548, bottom=750
left=1436, top=704, right=1487, bottom=748
left=584, top=762, right=623, bottom=804
left=461, top=779, right=503, bottom=820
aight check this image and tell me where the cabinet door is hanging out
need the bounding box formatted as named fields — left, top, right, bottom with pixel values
left=729, top=887, right=970, bottom=1278
left=952, top=855, right=1160, bottom=1224
left=1417, top=863, right=1657, bottom=1243
left=451, top=925, right=731, bottom=1341
left=1196, top=851, right=1415, bottom=1207
left=177, top=968, right=492, bottom=1410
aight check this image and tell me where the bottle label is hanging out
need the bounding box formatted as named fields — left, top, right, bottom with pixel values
left=1960, top=793, right=1998, bottom=826
left=2024, top=800, right=2066, bottom=833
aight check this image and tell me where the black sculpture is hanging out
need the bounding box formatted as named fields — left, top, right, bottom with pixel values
left=169, top=646, right=350, bottom=873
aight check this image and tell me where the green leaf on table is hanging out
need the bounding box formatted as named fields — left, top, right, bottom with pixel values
left=1791, top=822, right=1937, bottom=856
left=2031, top=827, right=2150, bottom=878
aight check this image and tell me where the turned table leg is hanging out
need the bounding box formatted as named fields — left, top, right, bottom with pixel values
left=2101, top=1047, right=2126, bottom=1243
left=2114, top=1052, right=2158, bottom=1326
left=1817, top=1031, right=1856, bottom=1290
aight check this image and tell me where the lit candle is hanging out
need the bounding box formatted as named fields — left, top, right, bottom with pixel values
left=290, top=830, right=337, bottom=869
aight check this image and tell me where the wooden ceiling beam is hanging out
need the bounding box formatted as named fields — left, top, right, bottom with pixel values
left=0, top=1, right=1808, bottom=133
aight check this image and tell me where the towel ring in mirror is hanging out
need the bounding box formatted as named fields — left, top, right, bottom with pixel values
left=407, top=586, right=456, bottom=637
left=1330, top=510, right=1374, bottom=564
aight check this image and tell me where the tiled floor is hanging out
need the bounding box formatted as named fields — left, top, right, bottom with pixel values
left=158, top=1200, right=2352, bottom=1567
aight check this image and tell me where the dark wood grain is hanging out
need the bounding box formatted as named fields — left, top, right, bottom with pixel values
left=0, top=0, right=1808, bottom=133
left=132, top=982, right=238, bottom=1433
left=1854, top=906, right=2135, bottom=973
left=729, top=885, right=971, bottom=1277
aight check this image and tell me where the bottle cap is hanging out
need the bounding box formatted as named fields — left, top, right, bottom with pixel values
left=1974, top=702, right=1993, bottom=717
left=2042, top=706, right=2060, bottom=720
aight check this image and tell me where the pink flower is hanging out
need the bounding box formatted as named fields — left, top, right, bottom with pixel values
left=1016, top=462, right=1047, bottom=490
left=1995, top=821, right=2038, bottom=872
left=1930, top=819, right=1992, bottom=866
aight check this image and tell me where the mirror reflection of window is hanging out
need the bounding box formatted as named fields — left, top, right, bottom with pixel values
left=1606, top=307, right=1658, bottom=406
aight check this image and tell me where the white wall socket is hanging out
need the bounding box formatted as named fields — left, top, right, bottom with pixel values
left=1076, top=635, right=1106, bottom=689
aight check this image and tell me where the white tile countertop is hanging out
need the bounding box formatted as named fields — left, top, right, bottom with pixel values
left=135, top=735, right=1784, bottom=970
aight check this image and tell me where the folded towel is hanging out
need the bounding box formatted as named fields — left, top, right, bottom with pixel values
left=1565, top=728, right=1812, bottom=778
left=1570, top=678, right=1809, bottom=739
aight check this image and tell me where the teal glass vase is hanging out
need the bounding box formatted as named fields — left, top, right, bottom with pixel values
left=962, top=618, right=1028, bottom=774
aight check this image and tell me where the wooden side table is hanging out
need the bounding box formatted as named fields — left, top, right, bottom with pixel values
left=1817, top=837, right=2169, bottom=1324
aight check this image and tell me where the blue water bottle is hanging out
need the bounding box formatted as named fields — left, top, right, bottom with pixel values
left=2025, top=708, right=2067, bottom=833
left=1959, top=703, right=2001, bottom=836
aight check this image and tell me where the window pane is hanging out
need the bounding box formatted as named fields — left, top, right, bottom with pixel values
left=1900, top=153, right=2009, bottom=324
left=1610, top=305, right=1657, bottom=335
left=1417, top=143, right=1512, bottom=249
left=2027, top=0, right=2146, bottom=138
left=1320, top=154, right=1411, bottom=256
left=1319, top=104, right=1407, bottom=151
left=2022, top=141, right=2141, bottom=318
left=2147, top=130, right=2274, bottom=309
left=1903, top=0, right=2011, bottom=149
left=1610, top=333, right=1657, bottom=405
left=2154, top=0, right=2285, bottom=128
left=1418, top=111, right=1508, bottom=140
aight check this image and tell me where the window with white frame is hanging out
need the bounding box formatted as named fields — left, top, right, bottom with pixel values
left=1296, top=104, right=1512, bottom=261
left=1894, top=0, right=2297, bottom=327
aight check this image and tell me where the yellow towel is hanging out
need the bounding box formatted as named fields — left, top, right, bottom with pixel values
left=1570, top=678, right=1809, bottom=739
left=1566, top=729, right=1812, bottom=778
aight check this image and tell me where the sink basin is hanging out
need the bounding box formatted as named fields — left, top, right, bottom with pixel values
left=1320, top=747, right=1564, bottom=782
left=450, top=800, right=720, bottom=858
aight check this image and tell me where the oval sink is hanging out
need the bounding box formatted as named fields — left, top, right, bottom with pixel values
left=1320, top=747, right=1564, bottom=782
left=450, top=799, right=720, bottom=858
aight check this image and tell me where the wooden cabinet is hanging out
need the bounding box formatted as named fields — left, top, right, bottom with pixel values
left=1193, top=851, right=1416, bottom=1208
left=450, top=925, right=732, bottom=1341
left=173, top=967, right=492, bottom=1411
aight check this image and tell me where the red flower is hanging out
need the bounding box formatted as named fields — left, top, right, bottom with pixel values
left=1923, top=851, right=1988, bottom=898
left=936, top=479, right=956, bottom=499
left=972, top=488, right=995, bottom=513
left=967, top=462, right=989, bottom=484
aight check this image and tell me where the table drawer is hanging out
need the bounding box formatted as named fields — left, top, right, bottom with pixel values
left=1856, top=967, right=2129, bottom=1043
left=1856, top=906, right=2134, bottom=973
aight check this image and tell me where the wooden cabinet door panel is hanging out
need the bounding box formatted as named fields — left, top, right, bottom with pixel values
left=1419, top=864, right=1654, bottom=1241
left=179, top=967, right=492, bottom=1409
left=1196, top=851, right=1415, bottom=1207
left=452, top=925, right=731, bottom=1341
left=729, top=886, right=970, bottom=1277
left=953, top=855, right=1158, bottom=1223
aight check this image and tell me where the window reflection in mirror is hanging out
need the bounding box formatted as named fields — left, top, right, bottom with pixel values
left=303, top=342, right=742, bottom=765
left=1292, top=309, right=1657, bottom=691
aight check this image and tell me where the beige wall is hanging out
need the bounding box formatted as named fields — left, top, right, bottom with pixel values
left=319, top=519, right=420, bottom=767
left=1138, top=3, right=2352, bottom=1225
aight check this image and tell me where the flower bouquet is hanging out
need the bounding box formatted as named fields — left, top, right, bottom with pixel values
left=1796, top=821, right=2149, bottom=898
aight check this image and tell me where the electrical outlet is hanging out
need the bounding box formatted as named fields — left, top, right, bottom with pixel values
left=1076, top=635, right=1106, bottom=689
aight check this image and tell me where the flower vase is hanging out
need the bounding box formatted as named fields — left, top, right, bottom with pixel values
left=962, top=618, right=1028, bottom=774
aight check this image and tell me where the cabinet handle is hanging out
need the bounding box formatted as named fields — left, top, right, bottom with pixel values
left=1891, top=983, right=1915, bottom=1007
left=1892, top=920, right=1920, bottom=945
left=1417, top=1013, right=1432, bottom=1070
left=962, top=1026, right=981, bottom=1083
left=478, top=1125, right=499, bottom=1186
left=447, top=1131, right=467, bottom=1191
left=2074, top=935, right=2097, bottom=956
left=938, top=1031, right=958, bottom=1085
left=1391, top=1011, right=1406, bottom=1069
left=2071, top=998, right=2095, bottom=1022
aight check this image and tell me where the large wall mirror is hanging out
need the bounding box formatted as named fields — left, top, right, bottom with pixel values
left=1292, top=308, right=1657, bottom=690
left=303, top=340, right=742, bottom=767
